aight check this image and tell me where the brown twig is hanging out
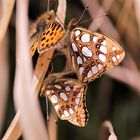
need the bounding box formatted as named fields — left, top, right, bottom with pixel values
left=99, top=120, right=117, bottom=140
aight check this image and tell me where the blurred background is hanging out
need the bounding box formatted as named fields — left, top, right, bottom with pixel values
left=0, top=0, right=140, bottom=140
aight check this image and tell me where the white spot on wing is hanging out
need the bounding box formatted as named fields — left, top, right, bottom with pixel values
left=54, top=105, right=59, bottom=111
left=100, top=45, right=107, bottom=54
left=45, top=90, right=51, bottom=95
left=75, top=105, right=78, bottom=110
left=81, top=34, right=90, bottom=42
left=75, top=98, right=80, bottom=104
left=101, top=40, right=106, bottom=46
left=61, top=114, right=65, bottom=119
left=65, top=86, right=70, bottom=91
left=79, top=67, right=84, bottom=74
left=64, top=110, right=69, bottom=117
left=69, top=108, right=74, bottom=114
left=77, top=56, right=83, bottom=65
left=112, top=56, right=117, bottom=62
left=75, top=30, right=81, bottom=37
left=87, top=70, right=93, bottom=78
left=117, top=55, right=120, bottom=59
left=93, top=36, right=98, bottom=42
left=77, top=92, right=81, bottom=98
left=54, top=84, right=62, bottom=89
left=73, top=119, right=77, bottom=122
left=99, top=54, right=106, bottom=62
left=72, top=43, right=78, bottom=52
left=83, top=57, right=87, bottom=62
left=51, top=95, right=58, bottom=103
left=112, top=46, right=116, bottom=51
left=80, top=114, right=85, bottom=118
left=60, top=92, right=68, bottom=101
left=82, top=47, right=92, bottom=57
left=92, top=66, right=98, bottom=74
left=98, top=64, right=103, bottom=71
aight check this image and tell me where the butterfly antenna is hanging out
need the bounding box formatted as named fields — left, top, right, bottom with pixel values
left=47, top=0, right=50, bottom=12
left=55, top=14, right=68, bottom=28
left=79, top=18, right=92, bottom=25
left=49, top=0, right=56, bottom=10
left=75, top=6, right=89, bottom=25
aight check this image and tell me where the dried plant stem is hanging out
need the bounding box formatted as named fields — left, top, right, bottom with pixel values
left=134, top=0, right=140, bottom=35
left=2, top=111, right=22, bottom=140
left=0, top=0, right=15, bottom=44
left=0, top=33, right=9, bottom=130
left=47, top=111, right=57, bottom=140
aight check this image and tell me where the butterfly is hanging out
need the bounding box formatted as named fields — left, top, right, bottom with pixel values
left=67, top=25, right=125, bottom=83
left=41, top=74, right=89, bottom=127
left=29, top=10, right=64, bottom=57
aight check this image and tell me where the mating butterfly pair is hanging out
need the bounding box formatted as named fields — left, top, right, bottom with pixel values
left=30, top=10, right=125, bottom=127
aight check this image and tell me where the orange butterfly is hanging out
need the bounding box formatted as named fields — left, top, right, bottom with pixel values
left=29, top=10, right=64, bottom=57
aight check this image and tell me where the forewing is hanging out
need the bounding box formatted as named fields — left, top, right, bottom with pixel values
left=37, top=21, right=64, bottom=53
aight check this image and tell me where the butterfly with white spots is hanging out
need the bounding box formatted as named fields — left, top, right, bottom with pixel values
left=68, top=27, right=125, bottom=83
left=41, top=74, right=89, bottom=127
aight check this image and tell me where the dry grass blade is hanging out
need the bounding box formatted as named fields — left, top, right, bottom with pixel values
left=14, top=0, right=49, bottom=139
left=2, top=0, right=66, bottom=140
left=99, top=120, right=117, bottom=140
left=134, top=0, right=140, bottom=35
left=0, top=33, right=9, bottom=131
left=106, top=66, right=140, bottom=94
left=82, top=0, right=119, bottom=40
left=0, top=0, right=15, bottom=44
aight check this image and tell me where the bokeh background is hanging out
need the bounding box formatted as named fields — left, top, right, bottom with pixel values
left=0, top=0, right=140, bottom=140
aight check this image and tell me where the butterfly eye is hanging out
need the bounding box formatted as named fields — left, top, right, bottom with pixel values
left=68, top=28, right=125, bottom=83
left=36, top=20, right=46, bottom=32
left=41, top=77, right=88, bottom=127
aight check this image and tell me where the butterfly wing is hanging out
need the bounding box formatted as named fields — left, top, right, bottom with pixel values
left=41, top=78, right=88, bottom=127
left=37, top=21, right=64, bottom=54
left=93, top=32, right=125, bottom=68
left=68, top=27, right=125, bottom=83
left=29, top=21, right=64, bottom=56
left=29, top=33, right=39, bottom=57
